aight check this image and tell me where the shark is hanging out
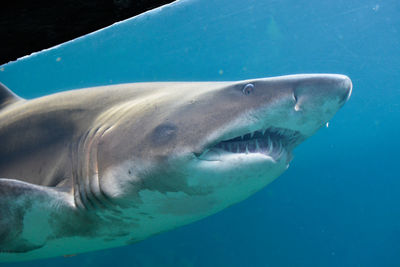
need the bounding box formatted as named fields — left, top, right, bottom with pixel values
left=0, top=74, right=352, bottom=261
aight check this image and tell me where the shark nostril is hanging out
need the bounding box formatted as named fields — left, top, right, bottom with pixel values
left=292, top=92, right=301, bottom=111
left=292, top=92, right=298, bottom=103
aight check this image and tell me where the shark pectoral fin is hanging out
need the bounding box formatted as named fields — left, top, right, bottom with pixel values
left=0, top=178, right=73, bottom=253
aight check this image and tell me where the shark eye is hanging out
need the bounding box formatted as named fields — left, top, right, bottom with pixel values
left=242, top=83, right=254, bottom=95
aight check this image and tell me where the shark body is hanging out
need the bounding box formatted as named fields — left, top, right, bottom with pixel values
left=0, top=74, right=352, bottom=261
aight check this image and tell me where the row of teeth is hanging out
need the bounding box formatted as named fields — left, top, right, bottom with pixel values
left=218, top=137, right=279, bottom=152
left=195, top=127, right=301, bottom=160
left=215, top=138, right=285, bottom=158
left=229, top=128, right=297, bottom=142
left=238, top=129, right=268, bottom=140
left=196, top=139, right=285, bottom=160
left=244, top=130, right=264, bottom=139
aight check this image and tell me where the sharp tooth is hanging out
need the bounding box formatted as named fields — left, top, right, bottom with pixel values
left=278, top=142, right=284, bottom=158
left=245, top=143, right=249, bottom=154
left=262, top=129, right=266, bottom=135
left=228, top=143, right=232, bottom=152
left=236, top=144, right=240, bottom=153
left=255, top=139, right=260, bottom=151
left=199, top=148, right=210, bottom=158
left=267, top=137, right=273, bottom=153
left=250, top=132, right=254, bottom=138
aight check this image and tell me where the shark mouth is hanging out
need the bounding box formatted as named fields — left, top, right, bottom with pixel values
left=196, top=127, right=303, bottom=161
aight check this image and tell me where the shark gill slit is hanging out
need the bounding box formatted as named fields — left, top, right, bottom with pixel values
left=71, top=133, right=86, bottom=210
left=75, top=130, right=92, bottom=210
left=81, top=127, right=103, bottom=210
left=89, top=125, right=115, bottom=208
left=77, top=126, right=114, bottom=210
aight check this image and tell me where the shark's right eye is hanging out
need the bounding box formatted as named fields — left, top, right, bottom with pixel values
left=242, top=83, right=254, bottom=95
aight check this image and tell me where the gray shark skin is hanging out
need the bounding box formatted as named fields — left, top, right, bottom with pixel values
left=0, top=74, right=352, bottom=262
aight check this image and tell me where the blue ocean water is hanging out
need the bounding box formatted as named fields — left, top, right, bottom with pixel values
left=1, top=0, right=399, bottom=266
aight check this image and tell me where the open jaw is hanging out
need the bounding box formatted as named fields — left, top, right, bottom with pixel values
left=195, top=127, right=303, bottom=162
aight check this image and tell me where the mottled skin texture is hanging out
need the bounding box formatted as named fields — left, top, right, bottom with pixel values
left=0, top=75, right=352, bottom=262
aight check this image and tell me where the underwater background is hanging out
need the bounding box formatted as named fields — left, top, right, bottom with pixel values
left=1, top=0, right=399, bottom=266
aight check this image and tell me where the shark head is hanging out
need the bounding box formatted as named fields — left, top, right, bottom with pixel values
left=95, top=74, right=351, bottom=232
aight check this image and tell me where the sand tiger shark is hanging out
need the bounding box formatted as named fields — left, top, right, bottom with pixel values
left=0, top=74, right=352, bottom=262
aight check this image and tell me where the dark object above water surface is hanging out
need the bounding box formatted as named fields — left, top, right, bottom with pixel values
left=0, top=0, right=175, bottom=64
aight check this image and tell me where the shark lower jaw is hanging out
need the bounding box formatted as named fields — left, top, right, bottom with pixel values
left=194, top=127, right=303, bottom=163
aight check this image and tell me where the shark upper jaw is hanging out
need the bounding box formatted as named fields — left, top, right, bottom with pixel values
left=194, top=125, right=304, bottom=163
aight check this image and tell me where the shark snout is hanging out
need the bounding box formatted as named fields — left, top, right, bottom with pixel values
left=293, top=74, right=352, bottom=110
left=323, top=74, right=352, bottom=103
left=268, top=74, right=353, bottom=137
left=341, top=75, right=353, bottom=101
